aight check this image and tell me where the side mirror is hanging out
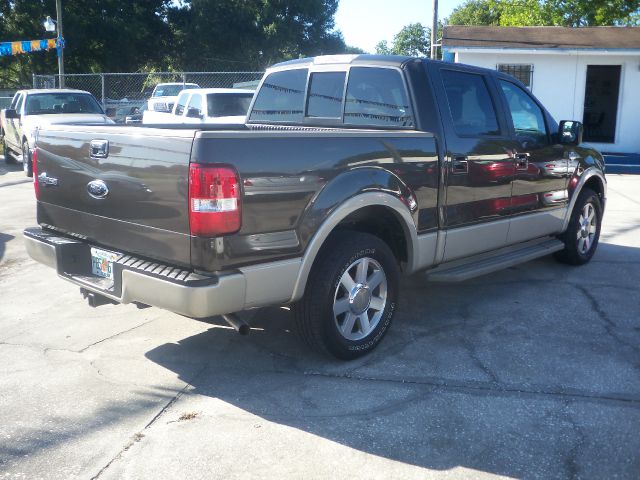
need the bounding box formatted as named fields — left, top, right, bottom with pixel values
left=559, top=120, right=583, bottom=146
left=4, top=109, right=19, bottom=119
left=186, top=107, right=202, bottom=119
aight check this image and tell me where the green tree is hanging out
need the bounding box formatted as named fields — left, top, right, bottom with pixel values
left=0, top=0, right=171, bottom=86
left=447, top=0, right=640, bottom=27
left=375, top=23, right=430, bottom=57
left=0, top=0, right=353, bottom=87
left=447, top=0, right=502, bottom=25
left=168, top=0, right=349, bottom=70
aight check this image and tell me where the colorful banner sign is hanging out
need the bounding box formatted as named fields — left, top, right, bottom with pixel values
left=0, top=37, right=64, bottom=57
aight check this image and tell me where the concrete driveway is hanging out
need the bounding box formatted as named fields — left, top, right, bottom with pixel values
left=1, top=160, right=639, bottom=479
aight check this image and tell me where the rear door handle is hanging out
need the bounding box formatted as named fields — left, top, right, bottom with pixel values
left=514, top=153, right=529, bottom=170
left=451, top=156, right=468, bottom=174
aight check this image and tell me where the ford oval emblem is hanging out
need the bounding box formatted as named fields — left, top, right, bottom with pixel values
left=87, top=179, right=109, bottom=199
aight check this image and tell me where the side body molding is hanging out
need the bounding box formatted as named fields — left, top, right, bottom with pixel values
left=289, top=192, right=423, bottom=303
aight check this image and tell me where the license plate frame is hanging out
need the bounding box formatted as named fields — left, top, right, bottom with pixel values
left=90, top=247, right=120, bottom=280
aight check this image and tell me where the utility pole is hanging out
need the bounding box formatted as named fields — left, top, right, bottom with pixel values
left=430, top=0, right=438, bottom=60
left=56, top=0, right=65, bottom=87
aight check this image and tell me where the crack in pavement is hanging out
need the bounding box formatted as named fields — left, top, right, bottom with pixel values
left=561, top=400, right=587, bottom=480
left=575, top=284, right=640, bottom=355
left=302, top=370, right=640, bottom=407
left=76, top=319, right=156, bottom=353
left=89, top=364, right=209, bottom=480
left=0, top=319, right=156, bottom=355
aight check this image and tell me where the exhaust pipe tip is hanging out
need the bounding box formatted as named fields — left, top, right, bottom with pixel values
left=221, top=313, right=250, bottom=335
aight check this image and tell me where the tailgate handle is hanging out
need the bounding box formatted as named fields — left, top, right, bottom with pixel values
left=90, top=140, right=109, bottom=159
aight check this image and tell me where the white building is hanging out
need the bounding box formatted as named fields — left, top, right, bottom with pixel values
left=442, top=26, right=640, bottom=155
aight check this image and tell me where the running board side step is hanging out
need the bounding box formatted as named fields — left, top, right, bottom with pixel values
left=426, top=238, right=565, bottom=282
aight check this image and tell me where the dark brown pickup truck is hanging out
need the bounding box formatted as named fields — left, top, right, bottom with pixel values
left=24, top=54, right=606, bottom=359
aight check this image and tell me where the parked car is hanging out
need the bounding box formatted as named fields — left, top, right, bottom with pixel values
left=124, top=104, right=146, bottom=124
left=25, top=55, right=606, bottom=360
left=1, top=89, right=113, bottom=176
left=142, top=88, right=254, bottom=125
left=147, top=82, right=199, bottom=113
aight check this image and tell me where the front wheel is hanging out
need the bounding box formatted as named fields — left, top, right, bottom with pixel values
left=293, top=231, right=400, bottom=360
left=554, top=188, right=602, bottom=265
left=22, top=141, right=33, bottom=177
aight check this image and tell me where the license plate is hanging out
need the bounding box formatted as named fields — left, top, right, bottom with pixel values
left=90, top=247, right=120, bottom=280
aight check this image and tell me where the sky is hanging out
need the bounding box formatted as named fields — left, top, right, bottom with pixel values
left=335, top=0, right=463, bottom=53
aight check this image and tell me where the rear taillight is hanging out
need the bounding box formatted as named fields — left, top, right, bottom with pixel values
left=32, top=148, right=39, bottom=199
left=188, top=164, right=241, bottom=236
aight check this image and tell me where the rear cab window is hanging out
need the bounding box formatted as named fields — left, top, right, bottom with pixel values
left=249, top=69, right=308, bottom=123
left=249, top=65, right=414, bottom=128
left=306, top=72, right=346, bottom=118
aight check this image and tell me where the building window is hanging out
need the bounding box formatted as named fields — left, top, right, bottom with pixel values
left=497, top=64, right=533, bottom=88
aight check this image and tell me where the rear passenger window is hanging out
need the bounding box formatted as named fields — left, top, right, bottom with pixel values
left=249, top=68, right=308, bottom=123
left=306, top=72, right=345, bottom=118
left=344, top=67, right=413, bottom=127
left=441, top=70, right=500, bottom=136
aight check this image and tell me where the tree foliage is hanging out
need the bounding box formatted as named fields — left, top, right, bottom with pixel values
left=0, top=0, right=352, bottom=87
left=447, top=0, right=640, bottom=27
left=375, top=23, right=430, bottom=57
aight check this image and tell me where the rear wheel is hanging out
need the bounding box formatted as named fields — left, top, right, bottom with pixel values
left=22, top=140, right=33, bottom=177
left=293, top=231, right=400, bottom=360
left=554, top=188, right=602, bottom=265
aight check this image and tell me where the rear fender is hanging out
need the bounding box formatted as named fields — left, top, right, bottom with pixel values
left=291, top=168, right=419, bottom=302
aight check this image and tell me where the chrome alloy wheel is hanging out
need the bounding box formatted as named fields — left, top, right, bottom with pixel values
left=577, top=202, right=597, bottom=254
left=333, top=257, right=387, bottom=341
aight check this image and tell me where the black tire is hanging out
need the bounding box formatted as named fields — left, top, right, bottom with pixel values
left=22, top=140, right=33, bottom=177
left=554, top=188, right=602, bottom=265
left=293, top=231, right=400, bottom=360
left=2, top=138, right=15, bottom=165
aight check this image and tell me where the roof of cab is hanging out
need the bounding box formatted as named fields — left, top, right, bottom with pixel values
left=18, top=88, right=93, bottom=95
left=271, top=54, right=421, bottom=70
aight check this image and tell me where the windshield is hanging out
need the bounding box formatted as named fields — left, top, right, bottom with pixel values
left=25, top=93, right=104, bottom=115
left=153, top=84, right=198, bottom=97
left=207, top=93, right=253, bottom=118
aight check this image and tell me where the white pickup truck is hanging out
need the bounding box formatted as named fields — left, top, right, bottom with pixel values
left=146, top=82, right=199, bottom=113
left=142, top=88, right=254, bottom=125
left=0, top=89, right=113, bottom=176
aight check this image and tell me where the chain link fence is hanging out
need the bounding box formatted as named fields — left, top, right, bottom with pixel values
left=32, top=72, right=263, bottom=122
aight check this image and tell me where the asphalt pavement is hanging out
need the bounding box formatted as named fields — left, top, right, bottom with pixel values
left=1, top=159, right=639, bottom=479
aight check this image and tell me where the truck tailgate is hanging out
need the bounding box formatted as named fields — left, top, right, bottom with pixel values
left=35, top=124, right=196, bottom=267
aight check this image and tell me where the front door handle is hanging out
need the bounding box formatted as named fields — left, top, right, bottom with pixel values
left=451, top=156, right=469, bottom=174
left=514, top=153, right=529, bottom=170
